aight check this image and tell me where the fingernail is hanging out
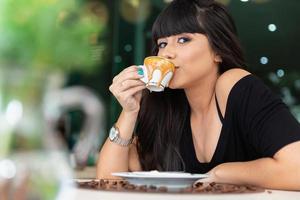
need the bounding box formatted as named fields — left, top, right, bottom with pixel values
left=138, top=68, right=144, bottom=76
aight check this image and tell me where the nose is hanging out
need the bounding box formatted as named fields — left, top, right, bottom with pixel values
left=158, top=46, right=176, bottom=60
left=162, top=53, right=175, bottom=60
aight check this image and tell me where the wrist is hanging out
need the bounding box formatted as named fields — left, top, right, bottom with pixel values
left=113, top=110, right=138, bottom=141
left=122, top=109, right=139, bottom=118
left=109, top=124, right=133, bottom=147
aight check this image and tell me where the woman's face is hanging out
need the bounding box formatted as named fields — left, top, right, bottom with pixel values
left=157, top=33, right=220, bottom=89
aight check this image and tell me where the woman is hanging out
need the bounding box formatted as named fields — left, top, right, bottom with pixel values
left=97, top=0, right=300, bottom=190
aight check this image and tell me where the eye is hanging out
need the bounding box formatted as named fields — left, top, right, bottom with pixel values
left=157, top=41, right=167, bottom=49
left=178, top=37, right=191, bottom=44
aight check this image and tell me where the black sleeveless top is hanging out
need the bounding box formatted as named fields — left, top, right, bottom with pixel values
left=180, top=74, right=300, bottom=173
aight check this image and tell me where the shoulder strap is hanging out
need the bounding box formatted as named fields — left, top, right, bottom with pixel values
left=215, top=94, right=224, bottom=124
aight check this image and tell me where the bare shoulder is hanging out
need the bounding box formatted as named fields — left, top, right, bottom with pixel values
left=215, top=68, right=251, bottom=116
left=216, top=68, right=251, bottom=91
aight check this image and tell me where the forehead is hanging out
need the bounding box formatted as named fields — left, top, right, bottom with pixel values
left=152, top=5, right=205, bottom=42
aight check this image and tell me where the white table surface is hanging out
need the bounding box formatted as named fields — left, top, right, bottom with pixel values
left=60, top=187, right=300, bottom=200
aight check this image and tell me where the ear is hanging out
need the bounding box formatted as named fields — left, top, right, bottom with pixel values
left=214, top=54, right=222, bottom=63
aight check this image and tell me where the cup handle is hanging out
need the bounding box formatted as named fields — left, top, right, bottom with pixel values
left=138, top=65, right=148, bottom=84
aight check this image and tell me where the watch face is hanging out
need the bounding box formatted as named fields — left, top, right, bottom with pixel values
left=109, top=127, right=118, bottom=141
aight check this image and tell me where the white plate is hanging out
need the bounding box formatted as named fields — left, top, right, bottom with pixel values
left=111, top=171, right=209, bottom=190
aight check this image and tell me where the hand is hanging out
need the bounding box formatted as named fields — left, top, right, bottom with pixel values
left=109, top=66, right=146, bottom=114
left=193, top=168, right=217, bottom=187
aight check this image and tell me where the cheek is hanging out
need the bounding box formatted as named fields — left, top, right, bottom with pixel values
left=157, top=50, right=162, bottom=57
left=183, top=48, right=215, bottom=73
left=175, top=51, right=216, bottom=84
left=168, top=70, right=181, bottom=88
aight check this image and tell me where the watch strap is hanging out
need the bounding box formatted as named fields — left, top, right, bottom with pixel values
left=111, top=125, right=133, bottom=147
left=114, top=135, right=133, bottom=146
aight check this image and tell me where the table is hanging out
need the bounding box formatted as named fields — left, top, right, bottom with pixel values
left=59, top=186, right=300, bottom=200
left=66, top=170, right=300, bottom=200
left=65, top=188, right=300, bottom=200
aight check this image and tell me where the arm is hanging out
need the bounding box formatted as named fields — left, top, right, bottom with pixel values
left=212, top=69, right=300, bottom=190
left=96, top=66, right=145, bottom=179
left=96, top=110, right=142, bottom=179
left=209, top=141, right=300, bottom=190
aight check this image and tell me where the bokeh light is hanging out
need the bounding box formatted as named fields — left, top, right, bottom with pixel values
left=260, top=56, right=269, bottom=65
left=0, top=159, right=17, bottom=179
left=268, top=24, right=277, bottom=32
left=120, top=0, right=151, bottom=24
left=5, top=100, right=23, bottom=126
left=276, top=69, right=285, bottom=78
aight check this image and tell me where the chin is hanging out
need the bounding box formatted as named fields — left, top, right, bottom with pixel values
left=168, top=81, right=180, bottom=89
left=168, top=74, right=180, bottom=89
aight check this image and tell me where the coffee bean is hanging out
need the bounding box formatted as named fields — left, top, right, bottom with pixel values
left=76, top=179, right=265, bottom=194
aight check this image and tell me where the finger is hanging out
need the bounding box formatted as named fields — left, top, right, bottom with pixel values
left=117, top=70, right=144, bottom=84
left=122, top=65, right=140, bottom=74
left=119, top=85, right=146, bottom=100
left=192, top=176, right=213, bottom=187
left=111, top=75, right=145, bottom=95
left=113, top=66, right=141, bottom=84
left=118, top=80, right=145, bottom=93
left=117, top=66, right=140, bottom=79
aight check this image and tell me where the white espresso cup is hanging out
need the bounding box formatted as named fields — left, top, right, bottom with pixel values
left=139, top=56, right=175, bottom=92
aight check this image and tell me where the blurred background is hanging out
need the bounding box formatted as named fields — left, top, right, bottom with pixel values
left=0, top=0, right=299, bottom=199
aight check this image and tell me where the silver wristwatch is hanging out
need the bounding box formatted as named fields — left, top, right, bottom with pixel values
left=109, top=124, right=133, bottom=147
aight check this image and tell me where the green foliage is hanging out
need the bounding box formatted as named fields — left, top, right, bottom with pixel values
left=0, top=0, right=104, bottom=73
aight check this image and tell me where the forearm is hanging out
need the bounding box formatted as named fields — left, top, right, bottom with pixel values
left=96, top=110, right=138, bottom=179
left=211, top=158, right=300, bottom=190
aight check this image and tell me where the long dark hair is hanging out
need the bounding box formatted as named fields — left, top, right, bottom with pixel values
left=135, top=0, right=246, bottom=171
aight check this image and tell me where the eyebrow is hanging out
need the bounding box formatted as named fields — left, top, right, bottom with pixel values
left=157, top=33, right=195, bottom=42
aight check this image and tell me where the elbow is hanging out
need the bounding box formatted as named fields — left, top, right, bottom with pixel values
left=96, top=161, right=122, bottom=180
left=96, top=166, right=121, bottom=180
left=277, top=168, right=300, bottom=191
left=266, top=160, right=300, bottom=191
